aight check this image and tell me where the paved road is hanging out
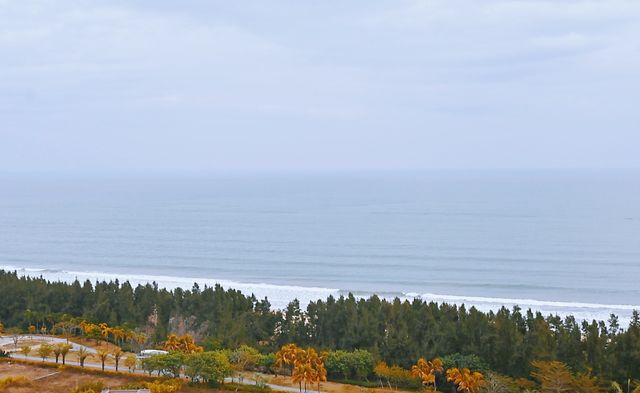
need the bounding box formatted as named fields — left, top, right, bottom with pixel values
left=0, top=335, right=97, bottom=353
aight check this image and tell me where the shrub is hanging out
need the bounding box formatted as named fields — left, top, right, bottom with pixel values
left=70, top=381, right=105, bottom=393
left=184, top=350, right=232, bottom=384
left=224, top=382, right=276, bottom=393
left=0, top=376, right=32, bottom=388
left=325, top=349, right=374, bottom=381
left=122, top=379, right=183, bottom=393
left=441, top=354, right=488, bottom=372
left=230, top=345, right=260, bottom=371
left=258, top=352, right=276, bottom=373
left=374, top=362, right=422, bottom=390
left=142, top=352, right=186, bottom=377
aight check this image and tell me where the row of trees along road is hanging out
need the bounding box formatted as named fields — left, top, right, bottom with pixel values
left=1, top=324, right=629, bottom=393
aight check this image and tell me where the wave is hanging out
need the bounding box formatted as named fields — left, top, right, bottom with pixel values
left=0, top=264, right=340, bottom=310
left=404, top=292, right=640, bottom=311
left=2, top=264, right=637, bottom=326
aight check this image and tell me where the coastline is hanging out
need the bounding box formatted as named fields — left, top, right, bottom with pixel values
left=2, top=264, right=637, bottom=327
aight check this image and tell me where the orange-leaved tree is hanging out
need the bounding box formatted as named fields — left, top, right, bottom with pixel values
left=411, top=357, right=444, bottom=389
left=96, top=348, right=110, bottom=371
left=530, top=361, right=573, bottom=393
left=112, top=347, right=124, bottom=372
left=572, top=371, right=604, bottom=393
left=163, top=334, right=203, bottom=354
left=447, top=367, right=484, bottom=393
left=98, top=323, right=111, bottom=341
left=276, top=344, right=327, bottom=393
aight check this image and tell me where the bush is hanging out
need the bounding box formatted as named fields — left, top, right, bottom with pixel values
left=257, top=353, right=276, bottom=373
left=329, top=378, right=382, bottom=388
left=70, top=382, right=104, bottom=393
left=374, top=362, right=422, bottom=390
left=441, top=353, right=488, bottom=372
left=325, top=349, right=374, bottom=381
left=230, top=345, right=260, bottom=371
left=121, top=379, right=183, bottom=393
left=142, top=352, right=186, bottom=377
left=184, top=350, right=232, bottom=384
left=224, top=382, right=277, bottom=393
left=0, top=376, right=32, bottom=388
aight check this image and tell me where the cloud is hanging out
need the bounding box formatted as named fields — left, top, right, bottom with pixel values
left=0, top=0, right=639, bottom=171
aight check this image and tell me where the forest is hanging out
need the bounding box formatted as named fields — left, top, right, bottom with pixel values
left=1, top=269, right=639, bottom=386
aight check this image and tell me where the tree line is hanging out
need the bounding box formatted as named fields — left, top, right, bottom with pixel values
left=1, top=269, right=639, bottom=384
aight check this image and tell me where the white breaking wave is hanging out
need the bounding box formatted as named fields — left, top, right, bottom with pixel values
left=404, top=292, right=639, bottom=311
left=401, top=292, right=638, bottom=326
left=2, top=265, right=637, bottom=326
left=0, top=264, right=340, bottom=310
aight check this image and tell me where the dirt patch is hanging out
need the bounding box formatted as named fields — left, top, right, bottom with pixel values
left=0, top=360, right=236, bottom=393
left=0, top=361, right=141, bottom=393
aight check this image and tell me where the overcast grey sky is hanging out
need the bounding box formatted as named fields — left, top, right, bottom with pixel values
left=1, top=0, right=639, bottom=172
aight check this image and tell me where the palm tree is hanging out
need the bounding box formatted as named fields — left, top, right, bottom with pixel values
left=612, top=381, right=640, bottom=393
left=411, top=357, right=443, bottom=389
left=77, top=347, right=90, bottom=368
left=96, top=348, right=110, bottom=371
left=59, top=344, right=72, bottom=365
left=98, top=323, right=111, bottom=342
left=447, top=367, right=484, bottom=393
left=112, top=347, right=123, bottom=372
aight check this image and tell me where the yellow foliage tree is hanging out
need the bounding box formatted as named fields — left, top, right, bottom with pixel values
left=59, top=343, right=73, bottom=365
left=112, top=347, right=124, bottom=372
left=96, top=348, right=110, bottom=371
left=531, top=361, right=574, bottom=393
left=276, top=344, right=328, bottom=393
left=163, top=334, right=204, bottom=354
left=276, top=343, right=302, bottom=370
left=124, top=354, right=138, bottom=373
left=98, top=323, right=111, bottom=341
left=447, top=367, right=485, bottom=393
left=38, top=343, right=53, bottom=362
left=19, top=345, right=31, bottom=358
left=77, top=346, right=90, bottom=367
left=411, top=357, right=444, bottom=388
left=110, top=327, right=126, bottom=346
left=572, top=371, right=603, bottom=393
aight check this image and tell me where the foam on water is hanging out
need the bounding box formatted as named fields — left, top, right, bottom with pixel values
left=3, top=264, right=637, bottom=326
left=0, top=264, right=340, bottom=310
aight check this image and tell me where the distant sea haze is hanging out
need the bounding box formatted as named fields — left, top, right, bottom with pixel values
left=1, top=170, right=639, bottom=325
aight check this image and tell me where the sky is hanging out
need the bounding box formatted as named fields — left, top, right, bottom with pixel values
left=1, top=0, right=639, bottom=173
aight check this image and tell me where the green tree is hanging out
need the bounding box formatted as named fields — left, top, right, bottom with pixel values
left=184, top=351, right=232, bottom=384
left=19, top=344, right=31, bottom=358
left=38, top=343, right=53, bottom=362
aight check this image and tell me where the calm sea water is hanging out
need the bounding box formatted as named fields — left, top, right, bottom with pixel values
left=1, top=171, right=639, bottom=324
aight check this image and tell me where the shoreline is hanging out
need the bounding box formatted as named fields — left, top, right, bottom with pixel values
left=2, top=265, right=637, bottom=327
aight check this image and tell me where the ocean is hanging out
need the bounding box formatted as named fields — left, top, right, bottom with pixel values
left=1, top=170, right=639, bottom=325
